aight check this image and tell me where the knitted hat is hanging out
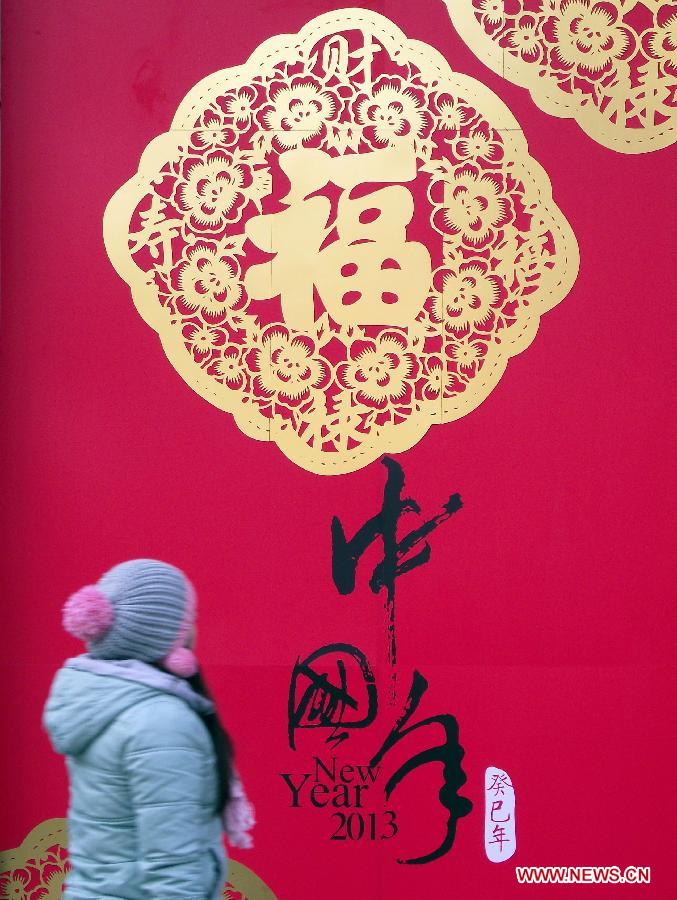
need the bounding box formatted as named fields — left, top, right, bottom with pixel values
left=62, top=559, right=198, bottom=677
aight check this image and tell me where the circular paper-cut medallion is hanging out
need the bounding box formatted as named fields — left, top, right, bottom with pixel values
left=444, top=1, right=677, bottom=153
left=104, top=8, right=579, bottom=475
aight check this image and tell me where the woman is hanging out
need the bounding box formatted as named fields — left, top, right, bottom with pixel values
left=42, top=558, right=255, bottom=899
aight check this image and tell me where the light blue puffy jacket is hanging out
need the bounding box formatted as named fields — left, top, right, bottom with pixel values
left=42, top=655, right=228, bottom=900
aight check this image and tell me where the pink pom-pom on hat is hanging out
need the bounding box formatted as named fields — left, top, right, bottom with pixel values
left=159, top=580, right=198, bottom=677
left=63, top=585, right=114, bottom=642
left=162, top=646, right=199, bottom=677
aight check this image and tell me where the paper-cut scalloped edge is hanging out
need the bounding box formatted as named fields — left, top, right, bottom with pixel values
left=442, top=0, right=676, bottom=153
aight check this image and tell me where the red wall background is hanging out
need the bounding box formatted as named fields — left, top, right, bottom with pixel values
left=1, top=1, right=675, bottom=897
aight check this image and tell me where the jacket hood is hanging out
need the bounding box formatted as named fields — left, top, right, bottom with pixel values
left=42, top=654, right=215, bottom=757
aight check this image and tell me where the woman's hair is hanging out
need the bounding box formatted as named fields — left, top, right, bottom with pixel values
left=150, top=662, right=235, bottom=813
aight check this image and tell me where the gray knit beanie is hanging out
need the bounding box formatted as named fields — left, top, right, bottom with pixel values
left=62, top=559, right=198, bottom=676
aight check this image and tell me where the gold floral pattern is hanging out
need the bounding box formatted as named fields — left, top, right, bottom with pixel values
left=337, top=332, right=419, bottom=409
left=177, top=153, right=255, bottom=229
left=354, top=77, right=432, bottom=145
left=644, top=9, right=677, bottom=76
left=444, top=1, right=677, bottom=152
left=431, top=259, right=507, bottom=331
left=0, top=819, right=276, bottom=900
left=261, top=76, right=339, bottom=150
left=104, top=9, right=578, bottom=474
left=430, top=165, right=512, bottom=244
left=551, top=1, right=633, bottom=72
left=171, top=241, right=244, bottom=319
left=0, top=821, right=69, bottom=900
left=247, top=327, right=330, bottom=406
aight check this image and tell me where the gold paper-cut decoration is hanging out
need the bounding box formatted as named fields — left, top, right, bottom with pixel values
left=0, top=818, right=276, bottom=899
left=444, top=0, right=676, bottom=152
left=104, top=8, right=579, bottom=474
left=0, top=819, right=68, bottom=899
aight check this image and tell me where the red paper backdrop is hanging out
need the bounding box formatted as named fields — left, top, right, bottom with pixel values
left=1, top=1, right=675, bottom=897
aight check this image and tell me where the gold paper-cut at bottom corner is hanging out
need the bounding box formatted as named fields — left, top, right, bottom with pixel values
left=0, top=818, right=277, bottom=900
left=104, top=8, right=579, bottom=475
left=444, top=0, right=676, bottom=154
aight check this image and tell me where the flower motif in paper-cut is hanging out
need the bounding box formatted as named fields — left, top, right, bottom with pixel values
left=507, top=15, right=543, bottom=62
left=0, top=826, right=71, bottom=900
left=421, top=353, right=455, bottom=399
left=337, top=332, right=419, bottom=410
left=247, top=327, right=330, bottom=407
left=224, top=86, right=259, bottom=129
left=183, top=322, right=227, bottom=359
left=177, top=152, right=252, bottom=230
left=171, top=242, right=244, bottom=319
left=478, top=0, right=506, bottom=28
left=644, top=6, right=677, bottom=78
left=431, top=165, right=512, bottom=246
left=0, top=870, right=30, bottom=900
left=212, top=345, right=247, bottom=390
left=432, top=259, right=507, bottom=332
left=261, top=77, right=339, bottom=150
left=354, top=77, right=432, bottom=146
left=431, top=92, right=473, bottom=134
left=191, top=110, right=237, bottom=151
left=39, top=866, right=66, bottom=899
left=104, top=9, right=579, bottom=474
left=454, top=121, right=504, bottom=163
left=447, top=336, right=489, bottom=373
left=445, top=0, right=676, bottom=152
left=545, top=0, right=634, bottom=76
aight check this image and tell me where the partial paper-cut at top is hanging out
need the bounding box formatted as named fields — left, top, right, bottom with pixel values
left=444, top=1, right=677, bottom=153
left=104, top=7, right=579, bottom=475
